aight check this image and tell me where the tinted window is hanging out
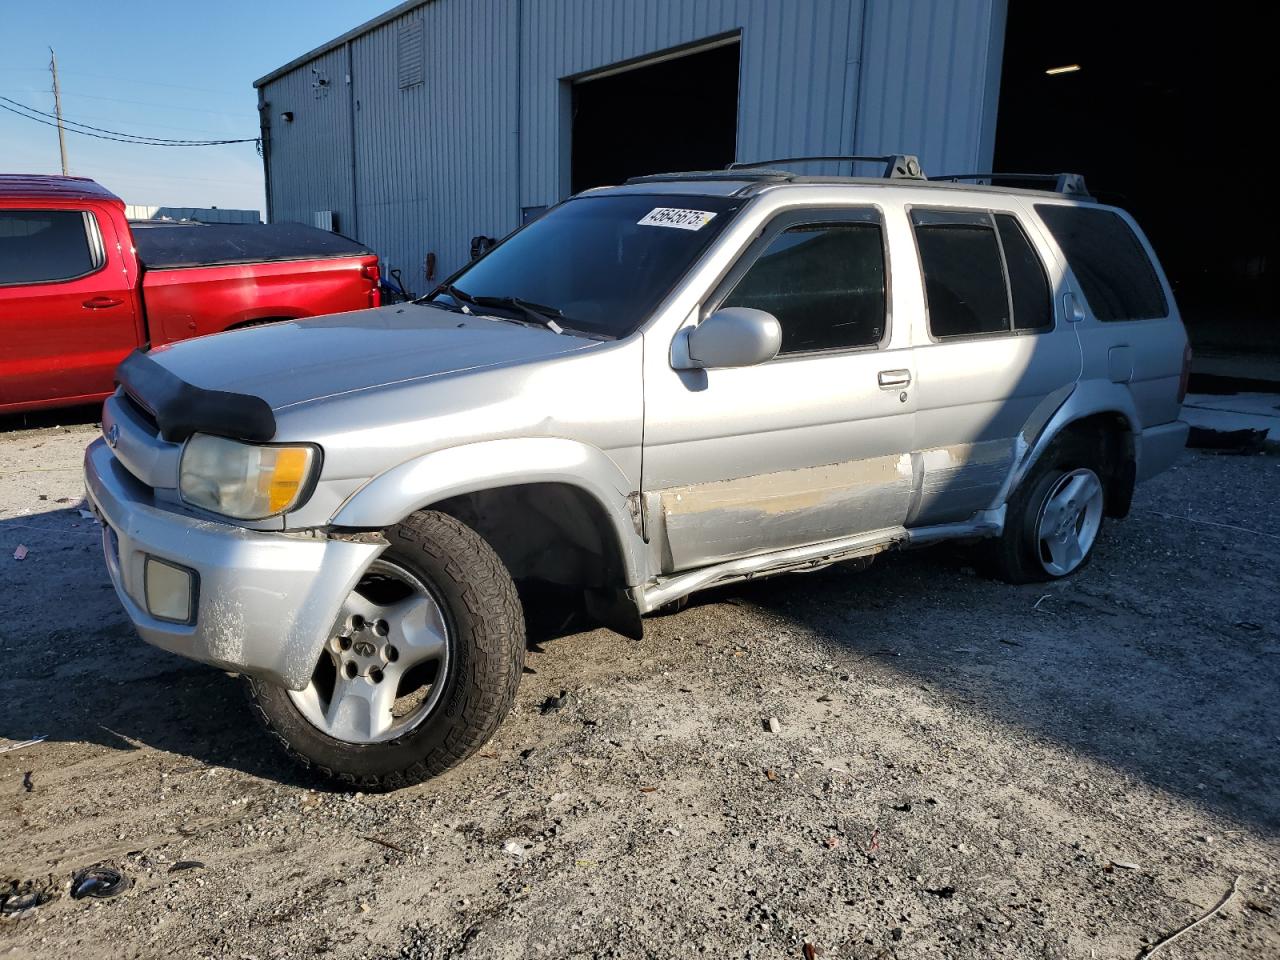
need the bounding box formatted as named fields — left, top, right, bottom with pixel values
left=722, top=221, right=886, bottom=354
left=0, top=210, right=97, bottom=285
left=912, top=211, right=1009, bottom=338
left=1035, top=205, right=1167, bottom=321
left=435, top=194, right=742, bottom=339
left=995, top=214, right=1052, bottom=330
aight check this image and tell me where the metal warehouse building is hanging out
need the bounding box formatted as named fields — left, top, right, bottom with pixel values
left=255, top=1, right=1271, bottom=360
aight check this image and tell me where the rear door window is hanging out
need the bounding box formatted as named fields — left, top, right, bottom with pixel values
left=911, top=209, right=1053, bottom=338
left=995, top=214, right=1052, bottom=331
left=721, top=214, right=887, bottom=355
left=0, top=210, right=101, bottom=285
left=1034, top=204, right=1167, bottom=321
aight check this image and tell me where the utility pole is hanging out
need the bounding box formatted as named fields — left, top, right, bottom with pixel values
left=49, top=46, right=68, bottom=175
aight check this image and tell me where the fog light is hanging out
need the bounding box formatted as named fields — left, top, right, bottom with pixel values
left=144, top=556, right=196, bottom=624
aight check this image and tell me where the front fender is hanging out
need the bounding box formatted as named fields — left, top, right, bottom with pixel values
left=330, top=437, right=647, bottom=586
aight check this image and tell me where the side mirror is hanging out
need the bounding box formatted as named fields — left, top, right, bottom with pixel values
left=671, top=307, right=782, bottom=370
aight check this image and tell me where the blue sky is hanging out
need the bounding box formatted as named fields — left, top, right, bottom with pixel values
left=1, top=0, right=391, bottom=213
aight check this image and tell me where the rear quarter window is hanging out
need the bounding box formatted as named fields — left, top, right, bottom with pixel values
left=1035, top=205, right=1167, bottom=321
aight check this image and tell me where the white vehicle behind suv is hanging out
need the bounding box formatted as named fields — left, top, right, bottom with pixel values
left=84, top=155, right=1190, bottom=788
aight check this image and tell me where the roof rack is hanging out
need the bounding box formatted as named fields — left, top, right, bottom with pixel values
left=931, top=171, right=1090, bottom=198
left=622, top=169, right=793, bottom=186
left=727, top=154, right=925, bottom=180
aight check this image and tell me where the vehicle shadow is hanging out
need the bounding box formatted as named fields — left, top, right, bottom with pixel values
left=0, top=503, right=331, bottom=790
left=0, top=403, right=101, bottom=434
left=683, top=512, right=1280, bottom=836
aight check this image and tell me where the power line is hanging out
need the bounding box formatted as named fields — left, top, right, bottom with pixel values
left=0, top=96, right=258, bottom=146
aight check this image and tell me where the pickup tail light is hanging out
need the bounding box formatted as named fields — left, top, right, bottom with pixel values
left=361, top=263, right=382, bottom=307
left=1177, top=342, right=1192, bottom=404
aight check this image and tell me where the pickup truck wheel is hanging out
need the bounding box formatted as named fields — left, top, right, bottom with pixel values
left=990, top=456, right=1105, bottom=584
left=247, top=511, right=525, bottom=790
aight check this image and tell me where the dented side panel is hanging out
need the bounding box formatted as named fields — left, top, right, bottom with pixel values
left=657, top=453, right=914, bottom=570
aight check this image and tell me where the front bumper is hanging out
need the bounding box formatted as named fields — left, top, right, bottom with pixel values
left=1137, top=419, right=1190, bottom=481
left=84, top=438, right=386, bottom=690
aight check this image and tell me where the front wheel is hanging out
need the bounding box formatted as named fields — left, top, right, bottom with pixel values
left=990, top=457, right=1106, bottom=584
left=248, top=511, right=525, bottom=790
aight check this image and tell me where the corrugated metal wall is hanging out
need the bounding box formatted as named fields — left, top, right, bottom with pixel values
left=258, top=0, right=1005, bottom=286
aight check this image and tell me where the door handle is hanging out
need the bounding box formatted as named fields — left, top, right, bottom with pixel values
left=83, top=296, right=124, bottom=309
left=878, top=369, right=912, bottom=388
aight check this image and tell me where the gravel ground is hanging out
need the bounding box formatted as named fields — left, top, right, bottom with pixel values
left=1, top=415, right=1277, bottom=960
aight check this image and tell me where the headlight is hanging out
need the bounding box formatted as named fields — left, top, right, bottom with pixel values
left=179, top=434, right=319, bottom=520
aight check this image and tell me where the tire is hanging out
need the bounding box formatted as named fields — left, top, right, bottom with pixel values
left=988, top=446, right=1107, bottom=584
left=248, top=510, right=525, bottom=790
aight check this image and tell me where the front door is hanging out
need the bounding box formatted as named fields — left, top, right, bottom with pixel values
left=642, top=206, right=917, bottom=572
left=0, top=206, right=140, bottom=410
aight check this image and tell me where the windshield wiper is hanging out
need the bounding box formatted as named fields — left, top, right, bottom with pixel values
left=470, top=296, right=565, bottom=335
left=418, top=283, right=481, bottom=314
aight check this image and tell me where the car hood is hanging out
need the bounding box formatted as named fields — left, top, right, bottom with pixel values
left=147, top=304, right=597, bottom=410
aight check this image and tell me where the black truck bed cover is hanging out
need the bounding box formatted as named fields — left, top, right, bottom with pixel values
left=131, top=221, right=375, bottom=270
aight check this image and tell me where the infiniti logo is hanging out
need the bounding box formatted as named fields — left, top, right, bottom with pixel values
left=352, top=639, right=377, bottom=657
left=106, top=424, right=120, bottom=448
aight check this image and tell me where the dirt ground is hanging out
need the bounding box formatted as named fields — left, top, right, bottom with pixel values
left=1, top=414, right=1277, bottom=960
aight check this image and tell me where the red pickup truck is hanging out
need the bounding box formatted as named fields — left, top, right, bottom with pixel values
left=1, top=174, right=381, bottom=414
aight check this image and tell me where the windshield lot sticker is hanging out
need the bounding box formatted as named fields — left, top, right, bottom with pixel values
left=638, top=208, right=717, bottom=230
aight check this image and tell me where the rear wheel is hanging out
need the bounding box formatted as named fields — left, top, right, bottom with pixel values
left=990, top=453, right=1106, bottom=584
left=248, top=511, right=525, bottom=790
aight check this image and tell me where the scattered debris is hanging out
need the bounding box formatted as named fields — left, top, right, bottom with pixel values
left=21, top=771, right=33, bottom=793
left=519, top=748, right=535, bottom=760
left=1234, top=621, right=1263, bottom=632
left=1138, top=875, right=1241, bottom=958
left=638, top=786, right=658, bottom=794
left=868, top=829, right=881, bottom=853
left=766, top=716, right=782, bottom=734
left=999, top=638, right=1022, bottom=647
left=539, top=690, right=570, bottom=714
left=360, top=835, right=409, bottom=855
left=891, top=926, right=905, bottom=941
left=0, top=887, right=52, bottom=919
left=77, top=509, right=95, bottom=520
left=1186, top=425, right=1268, bottom=454
left=892, top=801, right=913, bottom=813
left=70, top=865, right=130, bottom=900
left=167, top=861, right=204, bottom=873
left=765, top=769, right=778, bottom=782
left=802, top=942, right=823, bottom=959
left=1245, top=900, right=1273, bottom=915
left=1111, top=860, right=1141, bottom=871
left=501, top=840, right=527, bottom=858
left=13, top=544, right=27, bottom=561
left=924, top=885, right=957, bottom=899
left=823, top=836, right=840, bottom=849
left=1033, top=594, right=1052, bottom=611
left=0, top=736, right=47, bottom=755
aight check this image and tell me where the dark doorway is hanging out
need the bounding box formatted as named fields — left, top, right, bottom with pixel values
left=570, top=41, right=740, bottom=193
left=994, top=3, right=1275, bottom=358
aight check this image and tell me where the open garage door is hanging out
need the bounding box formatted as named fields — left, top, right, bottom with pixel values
left=995, top=2, right=1275, bottom=363
left=570, top=39, right=740, bottom=193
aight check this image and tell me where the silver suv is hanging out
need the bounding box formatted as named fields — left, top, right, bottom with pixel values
left=84, top=156, right=1190, bottom=788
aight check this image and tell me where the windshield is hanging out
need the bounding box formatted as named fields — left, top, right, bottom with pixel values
left=429, top=193, right=744, bottom=339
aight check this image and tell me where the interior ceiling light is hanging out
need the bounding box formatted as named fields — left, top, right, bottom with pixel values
left=1045, top=64, right=1082, bottom=75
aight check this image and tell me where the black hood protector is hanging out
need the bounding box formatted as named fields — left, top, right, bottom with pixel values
left=115, top=349, right=276, bottom=443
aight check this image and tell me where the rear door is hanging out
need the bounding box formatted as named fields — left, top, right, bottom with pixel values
left=642, top=205, right=918, bottom=572
left=1032, top=202, right=1187, bottom=430
left=904, top=203, right=1082, bottom=525
left=0, top=205, right=140, bottom=410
